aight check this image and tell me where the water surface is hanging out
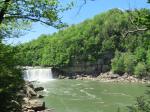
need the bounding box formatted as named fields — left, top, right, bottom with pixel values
left=39, top=80, right=148, bottom=112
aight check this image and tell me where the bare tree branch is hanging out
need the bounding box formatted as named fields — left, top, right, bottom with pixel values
left=122, top=27, right=148, bottom=38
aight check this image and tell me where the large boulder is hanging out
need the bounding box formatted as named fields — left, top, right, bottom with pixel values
left=110, top=74, right=119, bottom=79
left=27, top=99, right=45, bottom=111
left=34, top=87, right=44, bottom=92
left=24, top=85, right=37, bottom=98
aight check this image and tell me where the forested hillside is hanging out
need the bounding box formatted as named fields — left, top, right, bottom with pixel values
left=17, top=9, right=150, bottom=76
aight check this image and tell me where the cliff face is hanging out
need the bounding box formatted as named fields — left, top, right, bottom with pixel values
left=61, top=51, right=114, bottom=75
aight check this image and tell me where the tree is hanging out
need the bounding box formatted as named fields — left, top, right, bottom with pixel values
left=0, top=0, right=73, bottom=111
left=0, top=0, right=75, bottom=39
left=0, top=42, right=24, bottom=112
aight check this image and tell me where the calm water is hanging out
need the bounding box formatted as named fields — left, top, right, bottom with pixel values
left=39, top=80, right=148, bottom=112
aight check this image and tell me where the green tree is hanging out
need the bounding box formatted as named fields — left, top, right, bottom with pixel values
left=0, top=0, right=73, bottom=111
left=111, top=51, right=125, bottom=74
left=124, top=53, right=136, bottom=74
left=0, top=42, right=24, bottom=112
left=134, top=62, right=147, bottom=77
left=0, top=0, right=74, bottom=39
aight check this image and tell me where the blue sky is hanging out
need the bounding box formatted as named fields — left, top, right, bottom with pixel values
left=7, top=0, right=150, bottom=44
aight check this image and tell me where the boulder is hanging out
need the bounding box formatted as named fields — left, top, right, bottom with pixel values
left=23, top=97, right=29, bottom=104
left=37, top=94, right=44, bottom=98
left=27, top=99, right=45, bottom=111
left=34, top=87, right=44, bottom=92
left=110, top=74, right=119, bottom=79
left=58, top=75, right=66, bottom=79
left=25, top=85, right=37, bottom=98
left=25, top=82, right=34, bottom=89
left=37, top=109, right=55, bottom=112
left=27, top=109, right=35, bottom=112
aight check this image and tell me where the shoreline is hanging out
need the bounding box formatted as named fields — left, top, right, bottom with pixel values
left=58, top=71, right=150, bottom=84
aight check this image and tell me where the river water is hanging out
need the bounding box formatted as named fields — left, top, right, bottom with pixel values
left=38, top=80, right=147, bottom=112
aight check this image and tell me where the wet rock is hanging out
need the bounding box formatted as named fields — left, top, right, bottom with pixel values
left=36, top=109, right=55, bottom=112
left=23, top=97, right=29, bottom=104
left=25, top=85, right=37, bottom=98
left=27, top=99, right=45, bottom=111
left=58, top=75, right=66, bottom=79
left=27, top=109, right=35, bottom=112
left=25, top=82, right=34, bottom=89
left=34, top=87, right=44, bottom=92
left=122, top=73, right=128, bottom=78
left=37, top=94, right=44, bottom=98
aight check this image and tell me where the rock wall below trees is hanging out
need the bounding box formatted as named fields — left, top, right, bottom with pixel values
left=61, top=52, right=113, bottom=75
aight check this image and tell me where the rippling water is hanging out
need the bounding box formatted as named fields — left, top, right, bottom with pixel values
left=38, top=80, right=147, bottom=112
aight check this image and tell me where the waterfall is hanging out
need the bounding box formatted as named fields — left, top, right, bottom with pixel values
left=24, top=67, right=53, bottom=82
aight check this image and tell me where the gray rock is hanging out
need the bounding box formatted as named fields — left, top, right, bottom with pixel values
left=25, top=85, right=37, bottom=98
left=27, top=99, right=45, bottom=111
left=58, top=75, right=66, bottom=79
left=27, top=109, right=35, bottom=112
left=110, top=74, right=119, bottom=79
left=34, top=87, right=44, bottom=92
left=37, top=94, right=44, bottom=98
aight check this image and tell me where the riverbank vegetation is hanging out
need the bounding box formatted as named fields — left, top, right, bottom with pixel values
left=17, top=8, right=150, bottom=77
left=0, top=0, right=70, bottom=111
left=0, top=42, right=23, bottom=111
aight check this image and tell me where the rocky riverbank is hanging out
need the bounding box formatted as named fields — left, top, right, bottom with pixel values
left=58, top=71, right=150, bottom=83
left=21, top=82, right=53, bottom=112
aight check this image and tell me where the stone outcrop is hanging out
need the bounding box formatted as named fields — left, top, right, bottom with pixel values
left=21, top=82, right=53, bottom=112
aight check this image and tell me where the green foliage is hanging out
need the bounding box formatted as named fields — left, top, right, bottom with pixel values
left=147, top=49, right=150, bottom=66
left=111, top=51, right=125, bottom=74
left=128, top=92, right=150, bottom=112
left=134, top=62, right=147, bottom=77
left=112, top=51, right=149, bottom=76
left=0, top=0, right=72, bottom=39
left=134, top=47, right=146, bottom=62
left=0, top=42, right=24, bottom=112
left=111, top=52, right=137, bottom=74
left=124, top=53, right=137, bottom=74
left=17, top=9, right=128, bottom=67
left=17, top=9, right=150, bottom=77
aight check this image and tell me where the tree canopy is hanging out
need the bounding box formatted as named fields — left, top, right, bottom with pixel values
left=17, top=9, right=150, bottom=76
left=0, top=0, right=75, bottom=39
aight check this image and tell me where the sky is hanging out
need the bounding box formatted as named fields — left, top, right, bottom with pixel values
left=6, top=0, right=150, bottom=44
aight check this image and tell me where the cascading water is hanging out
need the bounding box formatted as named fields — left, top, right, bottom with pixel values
left=24, top=67, right=53, bottom=82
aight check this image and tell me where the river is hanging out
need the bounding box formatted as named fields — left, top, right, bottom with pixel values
left=38, top=80, right=148, bottom=112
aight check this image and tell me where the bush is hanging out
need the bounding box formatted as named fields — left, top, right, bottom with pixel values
left=134, top=62, right=147, bottom=77
left=146, top=49, right=150, bottom=71
left=134, top=47, right=146, bottom=62
left=111, top=51, right=125, bottom=74
left=111, top=51, right=137, bottom=74
left=123, top=52, right=137, bottom=74
left=0, top=43, right=24, bottom=112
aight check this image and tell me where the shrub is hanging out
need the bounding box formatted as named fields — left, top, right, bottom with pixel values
left=111, top=51, right=125, bottom=74
left=146, top=49, right=150, bottom=71
left=134, top=47, right=146, bottom=62
left=134, top=62, right=147, bottom=77
left=0, top=43, right=24, bottom=112
left=123, top=52, right=137, bottom=74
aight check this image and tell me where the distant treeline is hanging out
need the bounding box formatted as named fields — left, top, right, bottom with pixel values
left=16, top=9, right=150, bottom=77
